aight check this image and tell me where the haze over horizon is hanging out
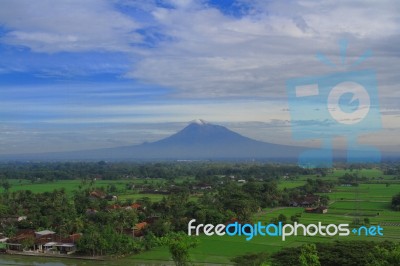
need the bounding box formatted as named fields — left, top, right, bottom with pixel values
left=0, top=1, right=399, bottom=155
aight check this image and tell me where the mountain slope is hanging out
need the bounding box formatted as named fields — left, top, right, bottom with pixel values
left=137, top=121, right=302, bottom=159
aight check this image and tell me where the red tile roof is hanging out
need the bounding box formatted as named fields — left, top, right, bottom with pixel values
left=107, top=204, right=121, bottom=210
left=134, top=222, right=147, bottom=231
left=131, top=203, right=141, bottom=209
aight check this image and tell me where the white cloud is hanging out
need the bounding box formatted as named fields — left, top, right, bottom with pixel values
left=0, top=0, right=141, bottom=52
left=2, top=1, right=398, bottom=99
left=127, top=0, right=400, bottom=101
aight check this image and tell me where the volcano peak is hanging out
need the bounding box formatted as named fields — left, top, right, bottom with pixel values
left=190, top=119, right=208, bottom=125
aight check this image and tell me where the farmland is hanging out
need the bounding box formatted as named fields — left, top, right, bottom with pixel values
left=130, top=182, right=400, bottom=264
left=128, top=169, right=400, bottom=264
left=1, top=166, right=400, bottom=264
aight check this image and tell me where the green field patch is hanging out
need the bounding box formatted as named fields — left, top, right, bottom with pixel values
left=0, top=178, right=167, bottom=196
left=2, top=169, right=400, bottom=264
left=330, top=201, right=389, bottom=211
left=118, top=193, right=166, bottom=202
left=319, top=184, right=400, bottom=203
left=277, top=180, right=305, bottom=189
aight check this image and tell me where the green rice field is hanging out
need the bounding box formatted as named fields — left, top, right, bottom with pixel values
left=1, top=169, right=400, bottom=264
left=133, top=182, right=400, bottom=264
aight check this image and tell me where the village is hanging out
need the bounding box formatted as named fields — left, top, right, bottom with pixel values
left=0, top=171, right=332, bottom=258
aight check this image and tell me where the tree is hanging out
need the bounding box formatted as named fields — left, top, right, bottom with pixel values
left=270, top=217, right=279, bottom=225
left=291, top=215, right=300, bottom=223
left=148, top=218, right=171, bottom=237
left=1, top=181, right=11, bottom=193
left=112, top=209, right=137, bottom=234
left=299, top=244, right=320, bottom=266
left=77, top=224, right=103, bottom=256
left=3, top=224, right=17, bottom=238
left=143, top=231, right=161, bottom=251
left=278, top=214, right=287, bottom=224
left=367, top=243, right=400, bottom=266
left=320, top=195, right=329, bottom=206
left=165, top=232, right=198, bottom=266
left=391, top=193, right=400, bottom=211
left=231, top=252, right=269, bottom=266
left=107, top=184, right=117, bottom=193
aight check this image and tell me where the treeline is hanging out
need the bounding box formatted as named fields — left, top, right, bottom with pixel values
left=0, top=161, right=322, bottom=181
left=232, top=241, right=400, bottom=266
left=0, top=189, right=74, bottom=234
left=383, top=163, right=400, bottom=178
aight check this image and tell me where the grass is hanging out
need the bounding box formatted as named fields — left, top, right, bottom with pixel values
left=133, top=183, right=400, bottom=264
left=1, top=169, right=400, bottom=264
left=297, top=168, right=396, bottom=181
left=277, top=180, right=305, bottom=189
left=0, top=178, right=165, bottom=195
left=118, top=193, right=167, bottom=202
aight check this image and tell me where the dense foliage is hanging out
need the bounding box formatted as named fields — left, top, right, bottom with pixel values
left=392, top=192, right=400, bottom=211
left=0, top=161, right=318, bottom=181
left=271, top=241, right=400, bottom=266
left=232, top=241, right=400, bottom=265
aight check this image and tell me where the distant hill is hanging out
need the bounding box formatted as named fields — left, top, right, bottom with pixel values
left=1, top=120, right=304, bottom=161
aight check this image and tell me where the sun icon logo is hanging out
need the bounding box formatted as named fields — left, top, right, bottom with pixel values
left=286, top=39, right=382, bottom=167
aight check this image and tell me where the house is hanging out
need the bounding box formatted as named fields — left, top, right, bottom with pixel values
left=5, top=229, right=36, bottom=251
left=105, top=195, right=118, bottom=201
left=237, top=179, right=246, bottom=183
left=290, top=195, right=320, bottom=207
left=33, top=230, right=57, bottom=252
left=89, top=190, right=106, bottom=199
left=131, top=203, right=141, bottom=209
left=6, top=229, right=56, bottom=252
left=316, top=206, right=328, bottom=214
left=35, top=230, right=55, bottom=238
left=123, top=221, right=148, bottom=238
left=305, top=206, right=328, bottom=214
left=134, top=222, right=148, bottom=237
left=42, top=234, right=81, bottom=255
left=192, top=183, right=212, bottom=191
left=6, top=230, right=79, bottom=255
left=124, top=203, right=142, bottom=211
left=106, top=204, right=121, bottom=211
left=43, top=242, right=76, bottom=254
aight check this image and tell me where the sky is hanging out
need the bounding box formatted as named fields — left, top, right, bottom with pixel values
left=0, top=0, right=399, bottom=154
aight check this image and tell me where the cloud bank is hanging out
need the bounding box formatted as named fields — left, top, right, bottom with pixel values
left=0, top=0, right=399, bottom=153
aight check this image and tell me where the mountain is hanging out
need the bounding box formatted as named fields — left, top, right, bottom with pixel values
left=0, top=120, right=304, bottom=161
left=134, top=120, right=303, bottom=160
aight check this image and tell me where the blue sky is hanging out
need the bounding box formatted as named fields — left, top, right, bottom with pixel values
left=0, top=0, right=399, bottom=154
